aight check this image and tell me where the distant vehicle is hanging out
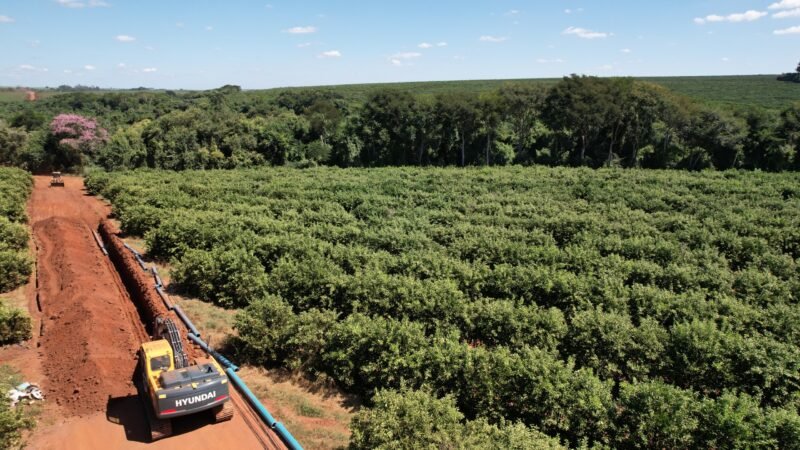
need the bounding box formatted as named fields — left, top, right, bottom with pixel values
left=50, top=172, right=64, bottom=187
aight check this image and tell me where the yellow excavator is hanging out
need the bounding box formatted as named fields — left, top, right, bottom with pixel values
left=138, top=317, right=233, bottom=441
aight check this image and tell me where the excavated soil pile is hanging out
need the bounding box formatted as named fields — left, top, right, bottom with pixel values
left=99, top=220, right=199, bottom=361
left=26, top=176, right=284, bottom=449
left=35, top=217, right=141, bottom=415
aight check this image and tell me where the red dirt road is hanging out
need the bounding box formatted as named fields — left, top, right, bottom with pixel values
left=25, top=176, right=282, bottom=449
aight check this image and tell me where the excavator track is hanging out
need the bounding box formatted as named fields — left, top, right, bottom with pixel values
left=147, top=412, right=173, bottom=442
left=213, top=401, right=235, bottom=423
left=139, top=369, right=174, bottom=442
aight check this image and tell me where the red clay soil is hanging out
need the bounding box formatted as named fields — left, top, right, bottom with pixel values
left=23, top=176, right=283, bottom=450
left=99, top=220, right=199, bottom=361
left=35, top=215, right=143, bottom=414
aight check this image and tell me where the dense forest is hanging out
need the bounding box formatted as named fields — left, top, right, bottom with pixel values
left=1, top=75, right=799, bottom=173
left=87, top=167, right=800, bottom=448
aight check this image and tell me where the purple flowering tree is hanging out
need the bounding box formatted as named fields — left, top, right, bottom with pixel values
left=50, top=114, right=109, bottom=152
left=48, top=114, right=109, bottom=170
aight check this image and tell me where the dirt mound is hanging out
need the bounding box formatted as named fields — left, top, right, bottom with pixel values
left=99, top=220, right=199, bottom=361
left=35, top=216, right=141, bottom=415
left=26, top=175, right=283, bottom=449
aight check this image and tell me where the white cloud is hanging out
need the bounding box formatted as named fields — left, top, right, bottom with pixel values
left=18, top=64, right=49, bottom=73
left=142, top=67, right=157, bottom=72
left=770, top=0, right=800, bottom=10
left=479, top=35, right=508, bottom=42
left=436, top=42, right=448, bottom=47
left=563, top=26, right=610, bottom=39
left=56, top=0, right=84, bottom=8
left=318, top=50, right=341, bottom=58
left=564, top=8, right=583, bottom=14
left=773, top=8, right=800, bottom=17
left=205, top=25, right=213, bottom=31
left=176, top=22, right=184, bottom=28
left=621, top=48, right=632, bottom=53
left=115, top=35, right=135, bottom=42
left=721, top=57, right=730, bottom=62
left=0, top=15, right=14, bottom=23
left=63, top=69, right=73, bottom=74
left=694, top=10, right=767, bottom=24
left=390, top=52, right=421, bottom=66
left=418, top=42, right=433, bottom=49
left=285, top=26, right=316, bottom=34
left=774, top=25, right=800, bottom=34
left=392, top=52, right=421, bottom=59
left=506, top=10, right=520, bottom=16
left=56, top=0, right=109, bottom=8
left=536, top=58, right=565, bottom=64
left=117, top=63, right=126, bottom=68
left=84, top=65, right=96, bottom=70
left=297, top=42, right=312, bottom=48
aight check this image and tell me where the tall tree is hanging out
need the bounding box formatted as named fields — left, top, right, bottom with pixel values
left=433, top=93, right=480, bottom=166
left=543, top=75, right=613, bottom=166
left=497, top=84, right=546, bottom=163
left=358, top=90, right=418, bottom=165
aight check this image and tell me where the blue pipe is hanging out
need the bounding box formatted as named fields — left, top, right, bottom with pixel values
left=150, top=267, right=164, bottom=288
left=123, top=243, right=142, bottom=259
left=122, top=243, right=147, bottom=270
left=155, top=286, right=174, bottom=310
left=225, top=368, right=303, bottom=450
left=226, top=368, right=277, bottom=426
left=187, top=333, right=239, bottom=372
left=172, top=304, right=200, bottom=337
left=273, top=422, right=302, bottom=450
left=134, top=254, right=148, bottom=271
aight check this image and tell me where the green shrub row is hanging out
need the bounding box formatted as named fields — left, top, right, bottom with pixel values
left=87, top=167, right=800, bottom=447
left=0, top=301, right=32, bottom=346
left=0, top=168, right=32, bottom=347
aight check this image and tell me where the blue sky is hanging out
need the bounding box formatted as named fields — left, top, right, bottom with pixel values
left=1, top=0, right=799, bottom=89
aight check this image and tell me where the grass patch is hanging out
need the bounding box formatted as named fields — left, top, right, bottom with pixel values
left=238, top=366, right=355, bottom=450
left=297, top=399, right=325, bottom=418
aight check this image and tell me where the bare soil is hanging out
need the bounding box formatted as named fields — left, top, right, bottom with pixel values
left=19, top=176, right=283, bottom=449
